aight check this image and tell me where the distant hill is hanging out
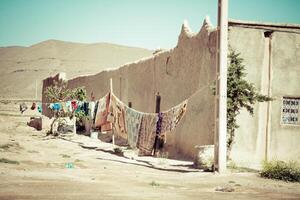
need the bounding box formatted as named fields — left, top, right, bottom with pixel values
left=0, top=40, right=153, bottom=99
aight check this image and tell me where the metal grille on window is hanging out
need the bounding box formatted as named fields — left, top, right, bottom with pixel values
left=282, top=97, right=300, bottom=125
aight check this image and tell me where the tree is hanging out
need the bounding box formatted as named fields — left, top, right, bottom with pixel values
left=44, top=80, right=87, bottom=135
left=226, top=49, right=272, bottom=159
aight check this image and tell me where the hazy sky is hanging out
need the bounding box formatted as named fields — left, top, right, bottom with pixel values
left=0, top=0, right=299, bottom=49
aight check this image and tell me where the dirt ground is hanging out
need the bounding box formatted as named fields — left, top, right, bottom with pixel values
left=0, top=101, right=299, bottom=200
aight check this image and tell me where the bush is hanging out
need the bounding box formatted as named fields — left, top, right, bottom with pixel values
left=45, top=80, right=87, bottom=135
left=260, top=160, right=300, bottom=182
left=211, top=49, right=272, bottom=159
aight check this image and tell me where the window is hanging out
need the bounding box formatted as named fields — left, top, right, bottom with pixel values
left=281, top=97, right=300, bottom=125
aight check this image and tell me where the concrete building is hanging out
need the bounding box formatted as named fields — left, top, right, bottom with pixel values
left=228, top=20, right=300, bottom=168
left=42, top=18, right=300, bottom=169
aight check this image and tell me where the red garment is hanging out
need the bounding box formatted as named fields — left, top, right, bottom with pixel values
left=71, top=100, right=78, bottom=112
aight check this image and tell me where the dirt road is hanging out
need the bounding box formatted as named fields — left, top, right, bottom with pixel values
left=0, top=101, right=299, bottom=200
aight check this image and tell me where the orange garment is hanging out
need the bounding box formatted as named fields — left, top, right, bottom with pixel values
left=94, top=93, right=112, bottom=130
left=101, top=122, right=113, bottom=132
left=110, top=94, right=127, bottom=139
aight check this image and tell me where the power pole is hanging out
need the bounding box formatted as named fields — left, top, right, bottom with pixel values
left=214, top=0, right=228, bottom=173
left=153, top=92, right=161, bottom=156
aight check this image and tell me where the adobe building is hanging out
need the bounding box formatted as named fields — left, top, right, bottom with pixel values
left=42, top=18, right=300, bottom=169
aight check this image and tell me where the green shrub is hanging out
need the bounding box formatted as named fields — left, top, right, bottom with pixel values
left=211, top=49, right=272, bottom=159
left=260, top=160, right=300, bottom=182
left=45, top=80, right=87, bottom=135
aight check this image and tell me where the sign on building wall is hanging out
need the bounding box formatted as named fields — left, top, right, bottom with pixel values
left=282, top=97, right=300, bottom=125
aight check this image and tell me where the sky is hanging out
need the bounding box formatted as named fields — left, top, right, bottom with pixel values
left=0, top=0, right=299, bottom=50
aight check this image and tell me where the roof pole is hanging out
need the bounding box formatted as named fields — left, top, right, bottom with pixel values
left=215, top=0, right=228, bottom=173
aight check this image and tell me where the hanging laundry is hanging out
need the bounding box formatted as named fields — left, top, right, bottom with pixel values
left=66, top=101, right=72, bottom=112
left=49, top=103, right=61, bottom=111
left=160, top=100, right=188, bottom=134
left=137, top=113, right=159, bottom=156
left=88, top=101, right=96, bottom=120
left=83, top=102, right=89, bottom=116
left=31, top=102, right=36, bottom=110
left=71, top=100, right=78, bottom=112
left=19, top=103, right=28, bottom=114
left=37, top=103, right=42, bottom=113
left=53, top=103, right=61, bottom=111
left=101, top=122, right=113, bottom=132
left=61, top=102, right=68, bottom=113
left=124, top=106, right=143, bottom=149
left=76, top=101, right=84, bottom=113
left=110, top=94, right=127, bottom=138
left=94, top=93, right=112, bottom=129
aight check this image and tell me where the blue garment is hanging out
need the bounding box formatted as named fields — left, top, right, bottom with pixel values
left=50, top=103, right=61, bottom=111
left=75, top=101, right=84, bottom=113
left=37, top=104, right=42, bottom=113
left=83, top=102, right=89, bottom=116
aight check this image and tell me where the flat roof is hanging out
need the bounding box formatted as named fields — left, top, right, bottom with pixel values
left=229, top=19, right=300, bottom=32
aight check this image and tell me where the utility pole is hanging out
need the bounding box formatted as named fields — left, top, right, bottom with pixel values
left=153, top=92, right=161, bottom=156
left=214, top=0, right=228, bottom=173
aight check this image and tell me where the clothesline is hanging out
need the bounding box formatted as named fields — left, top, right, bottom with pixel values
left=188, top=78, right=217, bottom=99
left=99, top=92, right=188, bottom=155
left=20, top=78, right=218, bottom=156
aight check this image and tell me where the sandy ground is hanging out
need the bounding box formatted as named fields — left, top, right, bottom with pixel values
left=0, top=101, right=299, bottom=200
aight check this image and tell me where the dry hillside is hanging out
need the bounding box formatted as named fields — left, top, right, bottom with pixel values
left=0, top=40, right=152, bottom=99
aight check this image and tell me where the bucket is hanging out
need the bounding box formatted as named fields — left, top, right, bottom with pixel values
left=90, top=131, right=98, bottom=139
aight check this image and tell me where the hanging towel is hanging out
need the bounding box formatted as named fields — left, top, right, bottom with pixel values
left=71, top=100, right=78, bottom=112
left=66, top=101, right=72, bottom=112
left=83, top=102, right=89, bottom=116
left=88, top=101, right=96, bottom=120
left=94, top=93, right=111, bottom=128
left=61, top=102, right=68, bottom=113
left=20, top=103, right=28, bottom=114
left=160, top=100, right=188, bottom=133
left=76, top=101, right=84, bottom=113
left=110, top=94, right=127, bottom=138
left=101, top=122, right=113, bottom=132
left=137, top=113, right=159, bottom=156
left=37, top=103, right=42, bottom=113
left=49, top=103, right=61, bottom=111
left=125, top=106, right=143, bottom=149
